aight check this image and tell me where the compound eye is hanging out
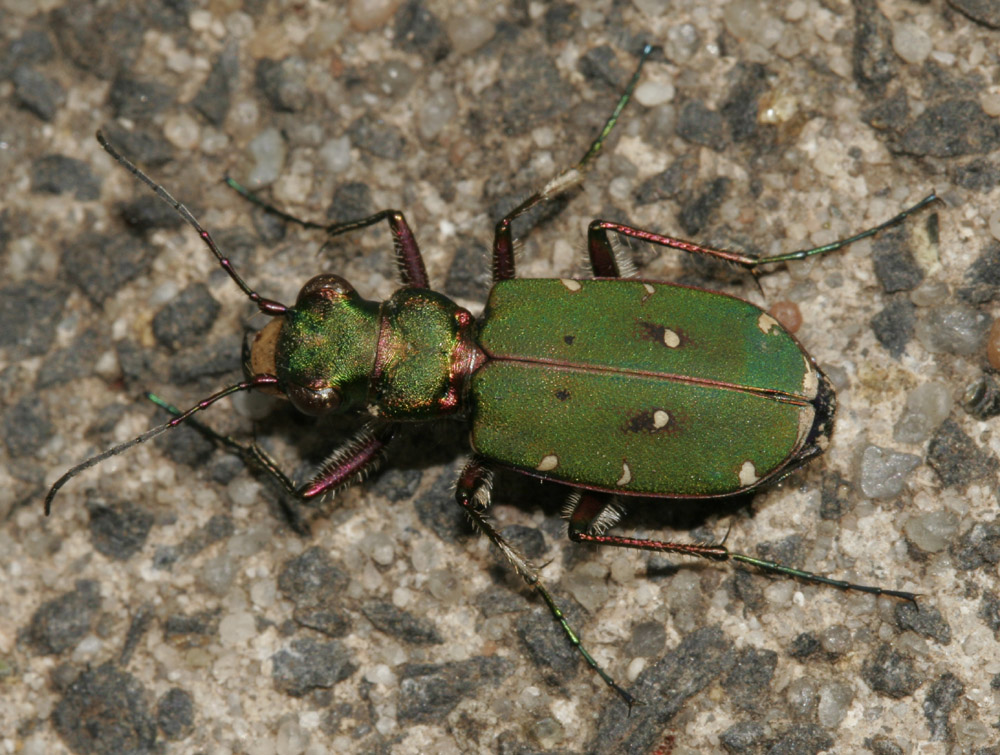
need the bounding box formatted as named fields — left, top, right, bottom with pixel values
left=287, top=382, right=342, bottom=416
left=298, top=274, right=354, bottom=304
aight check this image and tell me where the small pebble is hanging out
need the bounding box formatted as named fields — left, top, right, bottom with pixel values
left=786, top=677, right=818, bottom=718
left=769, top=300, right=802, bottom=333
left=348, top=0, right=401, bottom=31
left=989, top=209, right=1000, bottom=242
left=532, top=717, right=565, bottom=750
left=219, top=611, right=256, bottom=645
left=360, top=532, right=395, bottom=566
left=665, top=23, right=701, bottom=62
left=857, top=445, right=921, bottom=499
left=565, top=561, right=611, bottom=613
left=903, top=510, right=958, bottom=553
left=320, top=136, right=352, bottom=174
left=817, top=682, right=853, bottom=728
left=251, top=578, right=277, bottom=608
left=634, top=80, right=675, bottom=108
left=426, top=568, right=460, bottom=603
left=418, top=88, right=457, bottom=142
left=893, top=382, right=953, bottom=444
left=819, top=624, right=852, bottom=656
left=915, top=304, right=991, bottom=356
left=722, top=0, right=784, bottom=49
left=375, top=60, right=415, bottom=98
left=633, top=0, right=671, bottom=15
left=163, top=113, right=201, bottom=150
left=276, top=715, right=310, bottom=755
left=909, top=280, right=949, bottom=307
left=247, top=127, right=286, bottom=188
left=981, top=92, right=1000, bottom=118
left=445, top=15, right=495, bottom=55
left=892, top=22, right=932, bottom=64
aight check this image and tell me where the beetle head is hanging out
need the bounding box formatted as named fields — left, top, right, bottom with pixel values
left=249, top=274, right=380, bottom=417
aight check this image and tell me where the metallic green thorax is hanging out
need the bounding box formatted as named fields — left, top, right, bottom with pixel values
left=370, top=288, right=477, bottom=419
left=274, top=276, right=478, bottom=420
left=470, top=278, right=828, bottom=497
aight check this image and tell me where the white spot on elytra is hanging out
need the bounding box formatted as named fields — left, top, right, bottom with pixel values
left=537, top=454, right=559, bottom=471
left=643, top=283, right=655, bottom=295
left=616, top=461, right=632, bottom=486
left=560, top=279, right=582, bottom=292
left=653, top=410, right=670, bottom=428
left=758, top=313, right=779, bottom=334
left=739, top=460, right=759, bottom=487
left=663, top=328, right=680, bottom=348
left=802, top=357, right=818, bottom=397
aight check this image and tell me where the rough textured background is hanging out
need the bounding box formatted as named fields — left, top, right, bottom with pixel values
left=2, top=0, right=1000, bottom=753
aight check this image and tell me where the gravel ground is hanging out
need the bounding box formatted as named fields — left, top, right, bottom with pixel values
left=3, top=1, right=1000, bottom=753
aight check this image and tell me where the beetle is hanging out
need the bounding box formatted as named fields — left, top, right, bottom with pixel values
left=46, top=45, right=934, bottom=708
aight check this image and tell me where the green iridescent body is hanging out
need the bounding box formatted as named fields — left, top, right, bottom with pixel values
left=266, top=275, right=832, bottom=499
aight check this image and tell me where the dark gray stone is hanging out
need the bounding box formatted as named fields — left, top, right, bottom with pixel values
left=52, top=663, right=156, bottom=754
left=871, top=296, right=916, bottom=358
left=26, top=580, right=101, bottom=655
left=927, top=418, right=998, bottom=488
left=895, top=99, right=1000, bottom=158
left=0, top=280, right=67, bottom=359
left=361, top=600, right=443, bottom=645
left=861, top=643, right=924, bottom=698
left=271, top=637, right=357, bottom=697
left=397, top=657, right=511, bottom=723
left=12, top=66, right=65, bottom=121
left=156, top=687, right=194, bottom=741
left=87, top=501, right=155, bottom=561
left=30, top=154, right=101, bottom=200
left=151, top=283, right=221, bottom=352
left=63, top=232, right=157, bottom=305
left=2, top=395, right=53, bottom=458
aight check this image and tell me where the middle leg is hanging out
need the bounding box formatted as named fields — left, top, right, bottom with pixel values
left=491, top=44, right=654, bottom=282
left=454, top=458, right=640, bottom=709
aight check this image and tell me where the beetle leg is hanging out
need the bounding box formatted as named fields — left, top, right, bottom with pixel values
left=455, top=459, right=641, bottom=709
left=297, top=423, right=397, bottom=498
left=223, top=178, right=431, bottom=288
left=491, top=45, right=654, bottom=282
left=588, top=193, right=940, bottom=278
left=567, top=492, right=917, bottom=602
left=145, top=393, right=395, bottom=531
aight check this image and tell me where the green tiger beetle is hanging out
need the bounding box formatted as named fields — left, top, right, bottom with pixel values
left=46, top=44, right=937, bottom=709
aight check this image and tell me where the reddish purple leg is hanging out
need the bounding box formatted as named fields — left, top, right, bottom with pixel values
left=297, top=423, right=396, bottom=499
left=455, top=459, right=639, bottom=709
left=224, top=179, right=430, bottom=288
left=566, top=492, right=917, bottom=600
left=323, top=210, right=429, bottom=289
left=587, top=192, right=941, bottom=278
left=587, top=220, right=762, bottom=278
left=145, top=396, right=396, bottom=514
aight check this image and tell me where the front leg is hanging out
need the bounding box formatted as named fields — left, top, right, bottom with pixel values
left=146, top=393, right=395, bottom=530
left=225, top=179, right=430, bottom=288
